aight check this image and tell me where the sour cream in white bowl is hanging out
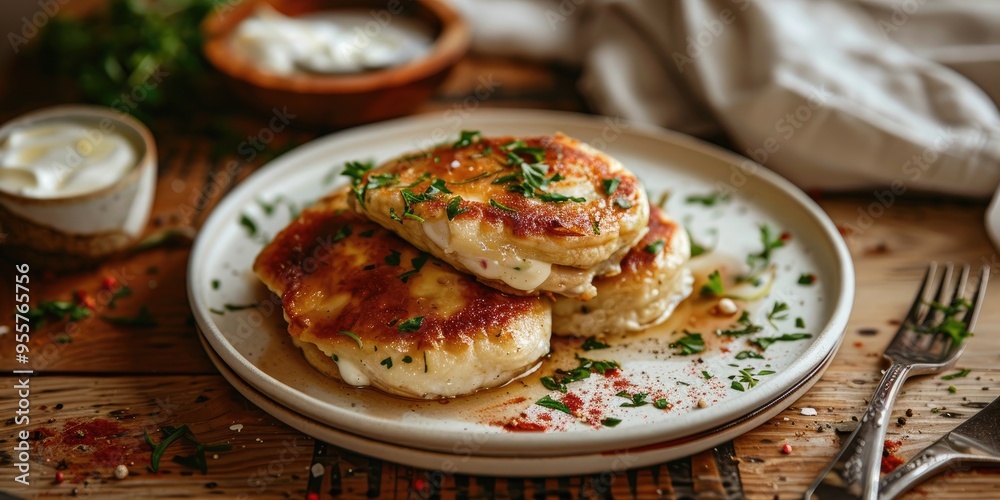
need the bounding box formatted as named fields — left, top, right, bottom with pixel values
left=0, top=105, right=156, bottom=271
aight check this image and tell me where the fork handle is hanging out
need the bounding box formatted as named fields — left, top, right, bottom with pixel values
left=878, top=433, right=1000, bottom=499
left=805, top=362, right=912, bottom=499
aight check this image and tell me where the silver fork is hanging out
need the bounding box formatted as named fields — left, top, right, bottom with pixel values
left=805, top=262, right=989, bottom=499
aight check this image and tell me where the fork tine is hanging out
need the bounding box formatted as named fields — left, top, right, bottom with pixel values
left=921, top=262, right=955, bottom=327
left=954, top=264, right=971, bottom=302
left=963, top=266, right=991, bottom=332
left=906, top=263, right=937, bottom=324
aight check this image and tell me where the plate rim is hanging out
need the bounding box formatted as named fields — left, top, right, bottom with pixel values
left=197, top=324, right=841, bottom=476
left=188, top=108, right=855, bottom=455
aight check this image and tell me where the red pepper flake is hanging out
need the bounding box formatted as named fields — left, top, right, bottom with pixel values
left=75, top=291, right=97, bottom=310
left=54, top=471, right=65, bottom=484
left=102, top=276, right=119, bottom=291
left=881, top=454, right=904, bottom=473
left=779, top=232, right=792, bottom=242
left=306, top=493, right=320, bottom=500
left=883, top=439, right=902, bottom=454
left=479, top=259, right=488, bottom=270
left=781, top=443, right=793, bottom=454
left=613, top=378, right=631, bottom=391
left=502, top=420, right=547, bottom=432
left=880, top=439, right=904, bottom=473
left=563, top=393, right=584, bottom=414
left=603, top=368, right=620, bottom=378
left=854, top=341, right=863, bottom=348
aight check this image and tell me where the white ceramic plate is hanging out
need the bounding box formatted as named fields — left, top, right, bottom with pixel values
left=188, top=109, right=854, bottom=459
left=196, top=325, right=837, bottom=476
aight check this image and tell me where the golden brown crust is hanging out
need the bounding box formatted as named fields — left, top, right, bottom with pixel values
left=253, top=190, right=544, bottom=353
left=348, top=133, right=649, bottom=299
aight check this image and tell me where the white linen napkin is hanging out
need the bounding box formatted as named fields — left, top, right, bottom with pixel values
left=448, top=0, right=1000, bottom=248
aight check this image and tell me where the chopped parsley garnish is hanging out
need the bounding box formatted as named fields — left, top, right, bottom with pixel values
left=209, top=308, right=224, bottom=315
left=537, top=192, right=585, bottom=203
left=338, top=331, right=363, bottom=349
left=446, top=196, right=468, bottom=220
left=333, top=225, right=352, bottom=242
left=700, top=270, right=725, bottom=297
left=536, top=395, right=572, bottom=414
left=687, top=229, right=707, bottom=257
left=211, top=280, right=220, bottom=290
left=490, top=143, right=580, bottom=203
left=728, top=367, right=775, bottom=392
left=592, top=218, right=601, bottom=235
left=453, top=130, right=481, bottom=149
left=602, top=178, right=621, bottom=196
left=644, top=239, right=665, bottom=255
left=601, top=417, right=622, bottom=427
left=742, top=224, right=785, bottom=281
left=795, top=317, right=806, bottom=329
left=146, top=425, right=232, bottom=475
left=385, top=250, right=402, bottom=266
left=948, top=385, right=958, bottom=393
left=767, top=302, right=789, bottom=328
left=239, top=214, right=258, bottom=237
left=914, top=299, right=974, bottom=344
left=702, top=370, right=713, bottom=379
left=402, top=356, right=413, bottom=363
left=100, top=306, right=157, bottom=327
left=398, top=316, right=424, bottom=333
left=735, top=350, right=764, bottom=360
left=717, top=311, right=763, bottom=337
left=402, top=172, right=432, bottom=188
left=399, top=188, right=434, bottom=222
left=25, top=300, right=92, bottom=328
left=359, top=229, right=375, bottom=237
left=654, top=398, right=671, bottom=409
left=398, top=253, right=430, bottom=282
left=224, top=302, right=259, bottom=311
left=685, top=191, right=730, bottom=206
left=144, top=425, right=189, bottom=473
left=941, top=369, right=971, bottom=380
left=106, top=285, right=133, bottom=309
left=614, top=197, right=632, bottom=209
left=426, top=178, right=452, bottom=195
left=490, top=198, right=517, bottom=213
left=581, top=336, right=610, bottom=351
left=389, top=207, right=402, bottom=222
left=669, top=331, right=705, bottom=355
left=540, top=356, right=620, bottom=393
left=798, top=273, right=816, bottom=285
left=342, top=160, right=376, bottom=207
left=616, top=391, right=650, bottom=408
left=380, top=357, right=393, bottom=369
left=751, top=333, right=813, bottom=350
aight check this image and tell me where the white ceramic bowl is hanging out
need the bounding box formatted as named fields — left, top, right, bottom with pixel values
left=0, top=105, right=157, bottom=270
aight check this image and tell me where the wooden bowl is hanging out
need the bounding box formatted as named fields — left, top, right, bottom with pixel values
left=202, top=0, right=470, bottom=129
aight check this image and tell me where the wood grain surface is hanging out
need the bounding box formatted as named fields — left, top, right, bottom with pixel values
left=2, top=55, right=1000, bottom=499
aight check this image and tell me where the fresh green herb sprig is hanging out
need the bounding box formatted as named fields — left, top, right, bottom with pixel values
left=145, top=425, right=232, bottom=474
left=915, top=299, right=973, bottom=344
left=750, top=333, right=812, bottom=350
left=36, top=0, right=226, bottom=122
left=616, top=391, right=650, bottom=408
left=25, top=301, right=91, bottom=328
left=540, top=356, right=620, bottom=393
left=717, top=311, right=763, bottom=337
left=669, top=331, right=705, bottom=356
left=740, top=224, right=785, bottom=283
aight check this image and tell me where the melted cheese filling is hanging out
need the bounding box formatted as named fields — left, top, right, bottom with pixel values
left=423, top=220, right=552, bottom=291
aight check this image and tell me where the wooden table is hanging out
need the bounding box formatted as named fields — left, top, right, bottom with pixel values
left=2, top=55, right=1000, bottom=499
